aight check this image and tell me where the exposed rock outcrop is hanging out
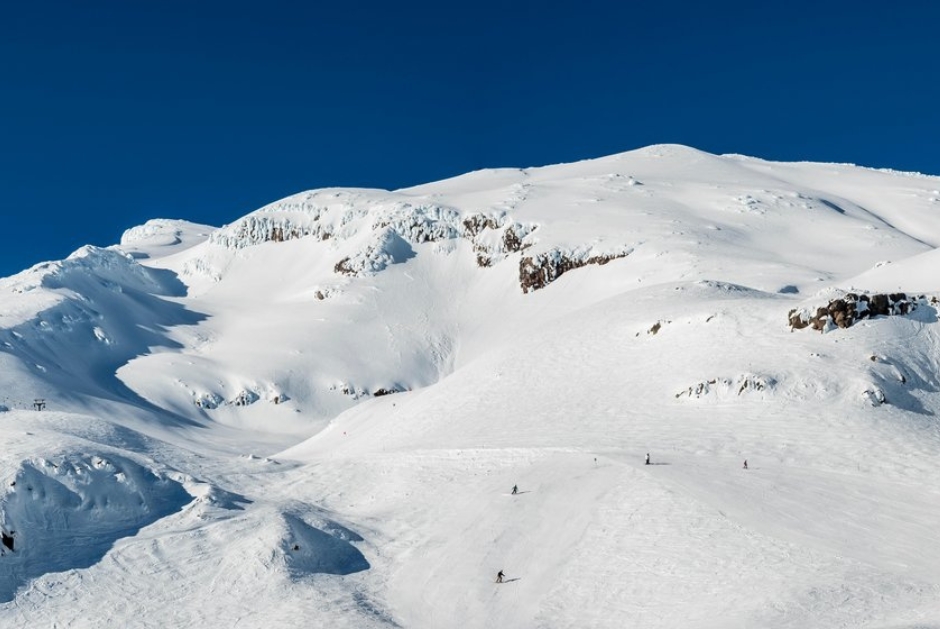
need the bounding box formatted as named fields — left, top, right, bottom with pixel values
left=203, top=190, right=641, bottom=292
left=210, top=194, right=542, bottom=280
left=519, top=249, right=630, bottom=293
left=333, top=382, right=406, bottom=399
left=464, top=214, right=536, bottom=268
left=788, top=292, right=919, bottom=332
left=862, top=386, right=887, bottom=406
left=676, top=374, right=776, bottom=399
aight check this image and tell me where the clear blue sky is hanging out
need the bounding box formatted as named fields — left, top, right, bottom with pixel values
left=2, top=1, right=939, bottom=277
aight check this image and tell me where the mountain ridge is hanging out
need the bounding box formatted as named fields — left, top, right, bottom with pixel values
left=1, top=144, right=939, bottom=627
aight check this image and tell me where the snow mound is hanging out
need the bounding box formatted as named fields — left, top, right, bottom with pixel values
left=118, top=219, right=215, bottom=260
left=279, top=511, right=369, bottom=577
left=206, top=505, right=370, bottom=581
left=0, top=450, right=191, bottom=602
left=121, top=219, right=201, bottom=247
left=844, top=247, right=940, bottom=294
left=334, top=227, right=416, bottom=277
left=2, top=246, right=174, bottom=298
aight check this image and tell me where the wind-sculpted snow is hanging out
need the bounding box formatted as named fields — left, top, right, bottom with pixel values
left=211, top=190, right=448, bottom=244
left=205, top=190, right=542, bottom=283
left=208, top=192, right=465, bottom=252
left=334, top=228, right=416, bottom=276
left=0, top=246, right=205, bottom=415
left=118, top=219, right=214, bottom=260
left=204, top=185, right=630, bottom=292
left=2, top=246, right=180, bottom=300
left=121, top=220, right=188, bottom=248
left=0, top=449, right=190, bottom=603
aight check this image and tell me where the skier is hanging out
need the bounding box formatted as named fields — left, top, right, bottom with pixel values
left=496, top=570, right=505, bottom=583
left=645, top=453, right=650, bottom=465
left=743, top=459, right=748, bottom=470
left=511, top=484, right=518, bottom=495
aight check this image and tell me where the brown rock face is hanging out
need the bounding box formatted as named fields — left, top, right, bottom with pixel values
left=519, top=251, right=629, bottom=293
left=789, top=292, right=918, bottom=332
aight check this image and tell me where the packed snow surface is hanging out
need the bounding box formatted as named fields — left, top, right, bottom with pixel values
left=1, top=145, right=940, bottom=627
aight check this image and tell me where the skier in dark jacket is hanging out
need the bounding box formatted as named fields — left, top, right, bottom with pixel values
left=496, top=570, right=505, bottom=583
left=645, top=453, right=650, bottom=465
left=511, top=484, right=518, bottom=495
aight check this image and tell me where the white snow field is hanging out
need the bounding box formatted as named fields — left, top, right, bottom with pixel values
left=2, top=144, right=940, bottom=627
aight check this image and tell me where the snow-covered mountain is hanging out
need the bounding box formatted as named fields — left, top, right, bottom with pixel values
left=1, top=144, right=940, bottom=627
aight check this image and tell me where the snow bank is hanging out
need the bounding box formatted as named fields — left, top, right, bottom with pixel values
left=0, top=450, right=190, bottom=602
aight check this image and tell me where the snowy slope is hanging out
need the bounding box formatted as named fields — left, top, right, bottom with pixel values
left=1, top=145, right=939, bottom=628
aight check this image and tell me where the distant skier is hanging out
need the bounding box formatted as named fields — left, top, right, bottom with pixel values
left=511, top=484, right=518, bottom=495
left=645, top=453, right=650, bottom=465
left=496, top=570, right=505, bottom=583
left=743, top=459, right=748, bottom=470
